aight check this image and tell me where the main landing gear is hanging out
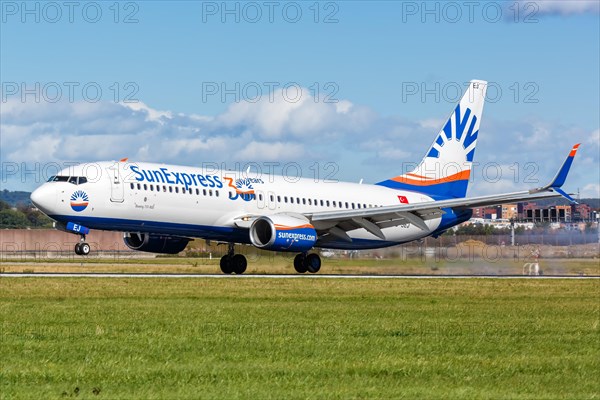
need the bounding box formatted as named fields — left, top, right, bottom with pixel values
left=74, top=235, right=90, bottom=256
left=294, top=253, right=321, bottom=274
left=220, top=243, right=247, bottom=274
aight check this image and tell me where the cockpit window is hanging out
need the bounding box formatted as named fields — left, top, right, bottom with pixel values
left=48, top=175, right=87, bottom=185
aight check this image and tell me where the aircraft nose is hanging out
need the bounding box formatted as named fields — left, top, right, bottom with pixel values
left=30, top=184, right=56, bottom=215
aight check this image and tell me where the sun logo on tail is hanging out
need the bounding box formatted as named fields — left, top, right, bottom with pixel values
left=426, top=104, right=479, bottom=163
left=70, top=190, right=89, bottom=212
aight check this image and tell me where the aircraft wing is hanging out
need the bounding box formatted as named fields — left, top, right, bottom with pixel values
left=304, top=144, right=580, bottom=239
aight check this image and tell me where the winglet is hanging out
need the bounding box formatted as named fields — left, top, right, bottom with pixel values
left=549, top=143, right=580, bottom=189
left=529, top=144, right=580, bottom=203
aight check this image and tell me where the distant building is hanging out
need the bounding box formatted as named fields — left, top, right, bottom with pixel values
left=472, top=206, right=501, bottom=219
left=572, top=203, right=592, bottom=221
left=501, top=204, right=518, bottom=220
left=475, top=201, right=598, bottom=223
left=522, top=205, right=571, bottom=222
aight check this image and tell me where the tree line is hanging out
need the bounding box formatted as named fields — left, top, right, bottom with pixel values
left=0, top=200, right=54, bottom=229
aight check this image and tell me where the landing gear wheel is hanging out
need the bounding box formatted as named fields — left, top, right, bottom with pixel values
left=79, top=243, right=90, bottom=255
left=305, top=253, right=321, bottom=273
left=75, top=242, right=90, bottom=256
left=220, top=255, right=233, bottom=274
left=231, top=254, right=247, bottom=274
left=294, top=254, right=308, bottom=273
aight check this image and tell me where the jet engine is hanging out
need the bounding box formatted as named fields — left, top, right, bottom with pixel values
left=123, top=233, right=190, bottom=254
left=249, top=214, right=317, bottom=252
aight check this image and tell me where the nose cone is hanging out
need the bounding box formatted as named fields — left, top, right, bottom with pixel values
left=30, top=184, right=56, bottom=215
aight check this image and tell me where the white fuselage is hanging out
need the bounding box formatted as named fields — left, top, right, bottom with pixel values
left=31, top=161, right=443, bottom=249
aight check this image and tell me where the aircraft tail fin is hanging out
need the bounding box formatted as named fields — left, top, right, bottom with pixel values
left=377, top=80, right=487, bottom=199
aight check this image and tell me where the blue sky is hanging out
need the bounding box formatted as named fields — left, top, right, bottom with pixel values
left=1, top=0, right=599, bottom=197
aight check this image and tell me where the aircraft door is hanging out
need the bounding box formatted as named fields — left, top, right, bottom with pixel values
left=107, top=162, right=124, bottom=203
left=256, top=190, right=266, bottom=209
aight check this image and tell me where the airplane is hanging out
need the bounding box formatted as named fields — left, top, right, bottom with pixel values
left=30, top=80, right=580, bottom=274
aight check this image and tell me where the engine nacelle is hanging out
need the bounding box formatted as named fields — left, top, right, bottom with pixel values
left=250, top=215, right=317, bottom=252
left=123, top=233, right=190, bottom=254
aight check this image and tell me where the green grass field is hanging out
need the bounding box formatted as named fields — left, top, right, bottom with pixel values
left=1, top=278, right=598, bottom=399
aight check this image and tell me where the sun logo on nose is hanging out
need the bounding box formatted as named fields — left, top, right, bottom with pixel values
left=70, top=190, right=89, bottom=212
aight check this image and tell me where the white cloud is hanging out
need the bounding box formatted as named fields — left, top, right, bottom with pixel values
left=123, top=101, right=173, bottom=122
left=234, top=141, right=306, bottom=161
left=588, top=128, right=600, bottom=146
left=216, top=87, right=374, bottom=139
left=335, top=100, right=353, bottom=114
left=513, top=0, right=600, bottom=16
left=418, top=118, right=445, bottom=130
left=581, top=183, right=600, bottom=198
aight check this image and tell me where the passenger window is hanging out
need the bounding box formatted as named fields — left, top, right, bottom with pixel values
left=150, top=185, right=154, bottom=191
left=270, top=195, right=274, bottom=202
left=164, top=186, right=167, bottom=192
left=203, top=189, right=207, bottom=196
left=290, top=197, right=294, bottom=204
left=216, top=191, right=219, bottom=197
left=130, top=183, right=134, bottom=189
left=308, top=199, right=312, bottom=206
left=196, top=189, right=200, bottom=195
left=209, top=190, right=213, bottom=196
left=169, top=186, right=173, bottom=193
left=296, top=197, right=300, bottom=204
left=345, top=202, right=349, bottom=208
left=175, top=187, right=178, bottom=193
left=284, top=196, right=288, bottom=203
left=326, top=200, right=330, bottom=207
left=277, top=196, right=281, bottom=202
left=259, top=194, right=263, bottom=201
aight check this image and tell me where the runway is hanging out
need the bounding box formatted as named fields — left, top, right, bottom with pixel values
left=1, top=273, right=598, bottom=279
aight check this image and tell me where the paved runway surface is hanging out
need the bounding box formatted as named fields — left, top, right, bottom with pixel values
left=1, top=273, right=598, bottom=279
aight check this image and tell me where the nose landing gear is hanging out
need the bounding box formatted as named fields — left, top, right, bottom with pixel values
left=74, top=236, right=90, bottom=256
